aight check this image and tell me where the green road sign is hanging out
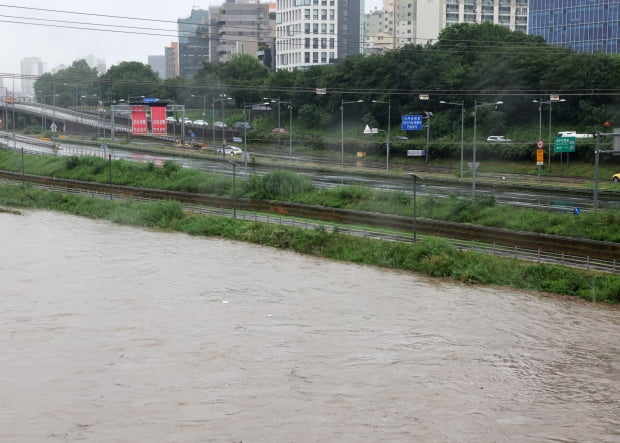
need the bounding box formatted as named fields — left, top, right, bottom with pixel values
left=554, top=136, right=576, bottom=153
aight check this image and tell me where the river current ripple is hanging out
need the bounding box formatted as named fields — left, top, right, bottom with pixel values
left=1, top=210, right=619, bottom=442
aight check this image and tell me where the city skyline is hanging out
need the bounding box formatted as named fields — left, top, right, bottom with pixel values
left=1, top=0, right=382, bottom=84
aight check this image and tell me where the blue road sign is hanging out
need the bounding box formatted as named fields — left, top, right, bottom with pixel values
left=401, top=114, right=423, bottom=130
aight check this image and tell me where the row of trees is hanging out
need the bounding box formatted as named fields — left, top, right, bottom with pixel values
left=33, top=23, right=620, bottom=142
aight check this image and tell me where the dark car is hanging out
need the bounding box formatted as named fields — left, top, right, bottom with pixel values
left=234, top=121, right=251, bottom=130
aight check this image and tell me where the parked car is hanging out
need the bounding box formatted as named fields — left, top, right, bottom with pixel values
left=394, top=136, right=408, bottom=140
left=193, top=119, right=208, bottom=127
left=214, top=121, right=228, bottom=129
left=166, top=116, right=176, bottom=123
left=234, top=121, right=251, bottom=130
left=272, top=127, right=288, bottom=133
left=183, top=118, right=192, bottom=125
left=216, top=145, right=243, bottom=156
left=612, top=173, right=620, bottom=183
left=486, top=135, right=512, bottom=142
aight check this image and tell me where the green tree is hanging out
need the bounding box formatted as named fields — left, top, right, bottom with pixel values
left=100, top=61, right=161, bottom=104
left=34, top=59, right=99, bottom=108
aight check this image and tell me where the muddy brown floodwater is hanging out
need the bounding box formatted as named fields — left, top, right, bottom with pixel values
left=1, top=210, right=619, bottom=442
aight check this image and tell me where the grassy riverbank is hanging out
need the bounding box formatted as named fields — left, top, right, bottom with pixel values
left=1, top=183, right=618, bottom=303
left=1, top=150, right=619, bottom=241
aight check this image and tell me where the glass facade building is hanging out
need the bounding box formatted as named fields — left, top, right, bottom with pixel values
left=529, top=0, right=620, bottom=54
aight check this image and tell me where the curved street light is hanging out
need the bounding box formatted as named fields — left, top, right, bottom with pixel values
left=213, top=94, right=232, bottom=157
left=473, top=100, right=503, bottom=201
left=439, top=100, right=465, bottom=179
left=264, top=98, right=293, bottom=160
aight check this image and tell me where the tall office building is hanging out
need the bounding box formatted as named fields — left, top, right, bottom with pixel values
left=208, top=0, right=272, bottom=64
left=178, top=8, right=211, bottom=78
left=165, top=42, right=179, bottom=79
left=20, top=57, right=45, bottom=98
left=364, top=0, right=528, bottom=53
left=148, top=55, right=166, bottom=79
left=275, top=0, right=364, bottom=71
left=529, top=0, right=620, bottom=54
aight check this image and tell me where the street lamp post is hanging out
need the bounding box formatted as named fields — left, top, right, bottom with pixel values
left=533, top=97, right=566, bottom=166
left=63, top=83, right=79, bottom=108
left=372, top=99, right=391, bottom=171
left=242, top=103, right=259, bottom=164
left=473, top=100, right=503, bottom=202
left=264, top=96, right=281, bottom=130
left=424, top=111, right=433, bottom=163
left=341, top=99, right=364, bottom=171
left=191, top=94, right=208, bottom=138
left=265, top=97, right=292, bottom=152
left=407, top=173, right=422, bottom=242
left=213, top=94, right=232, bottom=158
left=439, top=100, right=465, bottom=178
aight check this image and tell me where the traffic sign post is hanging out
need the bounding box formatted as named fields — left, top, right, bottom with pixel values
left=554, top=136, right=576, bottom=153
left=401, top=115, right=423, bottom=131
left=536, top=148, right=544, bottom=181
left=536, top=148, right=544, bottom=165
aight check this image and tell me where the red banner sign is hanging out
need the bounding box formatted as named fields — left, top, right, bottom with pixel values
left=131, top=106, right=148, bottom=135
left=150, top=106, right=167, bottom=135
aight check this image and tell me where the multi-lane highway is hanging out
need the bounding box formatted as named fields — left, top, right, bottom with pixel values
left=1, top=129, right=618, bottom=212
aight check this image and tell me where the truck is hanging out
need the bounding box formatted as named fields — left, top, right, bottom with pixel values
left=556, top=131, right=594, bottom=139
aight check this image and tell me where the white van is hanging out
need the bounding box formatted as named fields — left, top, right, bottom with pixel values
left=556, top=131, right=594, bottom=139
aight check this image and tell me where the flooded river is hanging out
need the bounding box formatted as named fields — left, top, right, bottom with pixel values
left=1, top=210, right=619, bottom=442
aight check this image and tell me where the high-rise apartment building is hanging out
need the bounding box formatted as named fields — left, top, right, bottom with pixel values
left=275, top=0, right=364, bottom=71
left=528, top=0, right=620, bottom=54
left=20, top=57, right=45, bottom=98
left=364, top=0, right=528, bottom=53
left=178, top=8, right=211, bottom=78
left=208, top=0, right=272, bottom=64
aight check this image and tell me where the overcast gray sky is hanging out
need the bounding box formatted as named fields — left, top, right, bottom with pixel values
left=0, top=0, right=382, bottom=81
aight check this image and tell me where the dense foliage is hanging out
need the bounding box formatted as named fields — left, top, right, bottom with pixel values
left=33, top=23, right=620, bottom=141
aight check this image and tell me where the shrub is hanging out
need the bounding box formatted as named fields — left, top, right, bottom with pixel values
left=247, top=169, right=312, bottom=200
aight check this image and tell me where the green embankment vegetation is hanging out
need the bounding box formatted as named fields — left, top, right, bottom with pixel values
left=1, top=183, right=618, bottom=303
left=1, top=150, right=619, bottom=242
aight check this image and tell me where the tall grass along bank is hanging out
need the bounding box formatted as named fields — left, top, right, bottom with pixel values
left=1, top=184, right=618, bottom=304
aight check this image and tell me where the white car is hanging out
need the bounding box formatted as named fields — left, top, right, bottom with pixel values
left=166, top=116, right=176, bottom=123
left=214, top=121, right=228, bottom=129
left=486, top=135, right=512, bottom=142
left=183, top=118, right=193, bottom=126
left=193, top=119, right=208, bottom=127
left=217, top=145, right=243, bottom=156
